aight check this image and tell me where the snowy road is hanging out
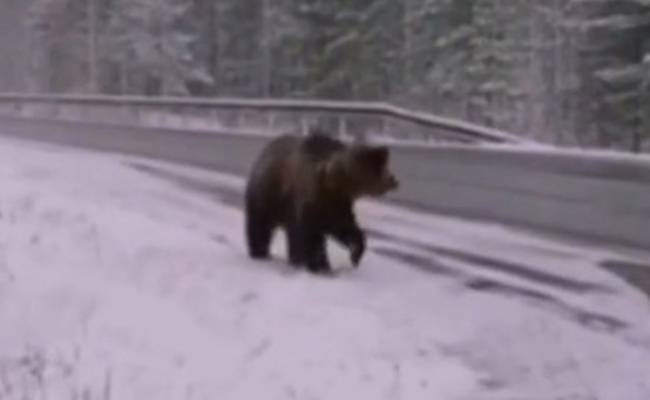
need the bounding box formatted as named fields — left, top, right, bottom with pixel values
left=0, top=137, right=649, bottom=399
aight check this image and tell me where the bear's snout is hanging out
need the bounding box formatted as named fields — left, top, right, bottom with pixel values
left=366, top=173, right=398, bottom=196
left=387, top=174, right=399, bottom=190
left=381, top=173, right=399, bottom=192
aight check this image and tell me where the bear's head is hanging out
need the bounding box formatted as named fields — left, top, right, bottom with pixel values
left=317, top=143, right=399, bottom=199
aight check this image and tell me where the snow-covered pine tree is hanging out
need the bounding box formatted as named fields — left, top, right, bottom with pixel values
left=28, top=0, right=104, bottom=92
left=576, top=0, right=650, bottom=150
left=465, top=0, right=528, bottom=130
left=106, top=0, right=210, bottom=96
left=1, top=0, right=34, bottom=91
left=397, top=0, right=449, bottom=109
left=284, top=0, right=401, bottom=100
left=421, top=0, right=527, bottom=131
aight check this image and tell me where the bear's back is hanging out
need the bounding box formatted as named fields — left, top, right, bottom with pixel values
left=245, top=134, right=344, bottom=207
left=299, top=134, right=345, bottom=162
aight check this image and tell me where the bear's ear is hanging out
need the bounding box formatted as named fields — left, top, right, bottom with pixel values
left=353, top=145, right=389, bottom=171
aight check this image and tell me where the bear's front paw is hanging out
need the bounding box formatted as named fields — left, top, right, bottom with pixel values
left=349, top=238, right=366, bottom=267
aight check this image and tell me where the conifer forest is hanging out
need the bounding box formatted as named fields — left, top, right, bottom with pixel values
left=2, top=0, right=650, bottom=151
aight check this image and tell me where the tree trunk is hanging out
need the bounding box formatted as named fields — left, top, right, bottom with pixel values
left=87, top=0, right=99, bottom=92
left=260, top=0, right=272, bottom=97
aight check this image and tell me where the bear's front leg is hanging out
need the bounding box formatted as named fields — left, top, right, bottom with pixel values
left=324, top=199, right=366, bottom=267
left=303, top=227, right=331, bottom=274
left=331, top=226, right=366, bottom=267
left=347, top=229, right=366, bottom=267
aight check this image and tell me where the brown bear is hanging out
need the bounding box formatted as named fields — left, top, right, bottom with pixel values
left=244, top=131, right=399, bottom=274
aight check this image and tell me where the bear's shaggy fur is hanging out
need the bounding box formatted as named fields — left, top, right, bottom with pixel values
left=244, top=132, right=398, bottom=274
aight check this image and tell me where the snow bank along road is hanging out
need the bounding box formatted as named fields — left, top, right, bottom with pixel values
left=0, top=136, right=649, bottom=400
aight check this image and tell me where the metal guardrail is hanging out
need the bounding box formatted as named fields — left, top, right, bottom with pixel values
left=0, top=98, right=649, bottom=252
left=0, top=93, right=524, bottom=144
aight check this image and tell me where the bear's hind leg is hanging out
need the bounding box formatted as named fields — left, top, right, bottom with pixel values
left=245, top=206, right=274, bottom=260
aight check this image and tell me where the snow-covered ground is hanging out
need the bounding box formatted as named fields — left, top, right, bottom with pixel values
left=0, top=136, right=649, bottom=400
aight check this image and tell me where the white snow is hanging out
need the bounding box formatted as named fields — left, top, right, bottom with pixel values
left=0, top=136, right=649, bottom=399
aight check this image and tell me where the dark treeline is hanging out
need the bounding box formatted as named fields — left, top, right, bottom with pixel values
left=1, top=0, right=650, bottom=151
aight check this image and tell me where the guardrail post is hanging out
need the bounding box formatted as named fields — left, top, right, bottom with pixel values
left=121, top=100, right=132, bottom=126
left=380, top=116, right=389, bottom=138
left=338, top=116, right=347, bottom=139
left=300, top=115, right=309, bottom=136
left=132, top=104, right=141, bottom=126
left=266, top=111, right=276, bottom=135
left=237, top=109, right=245, bottom=129
left=177, top=108, right=185, bottom=128
left=211, top=108, right=220, bottom=131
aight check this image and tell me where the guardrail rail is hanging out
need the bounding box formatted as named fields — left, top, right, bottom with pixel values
left=0, top=93, right=648, bottom=252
